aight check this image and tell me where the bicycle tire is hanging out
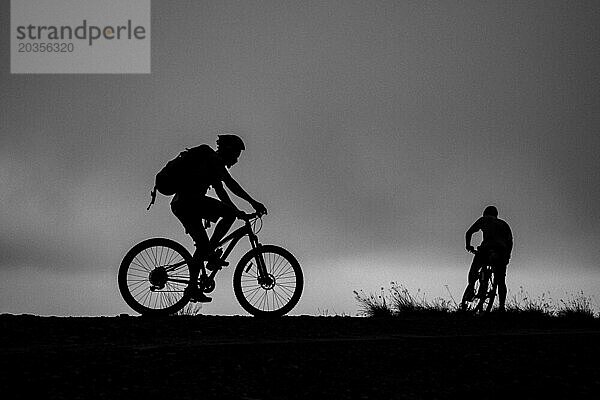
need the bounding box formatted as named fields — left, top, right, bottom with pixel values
left=477, top=269, right=497, bottom=313
left=118, top=238, right=192, bottom=315
left=460, top=285, right=474, bottom=312
left=461, top=266, right=496, bottom=313
left=233, top=245, right=303, bottom=317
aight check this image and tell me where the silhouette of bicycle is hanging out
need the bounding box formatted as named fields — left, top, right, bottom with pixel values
left=118, top=213, right=303, bottom=316
left=460, top=248, right=499, bottom=313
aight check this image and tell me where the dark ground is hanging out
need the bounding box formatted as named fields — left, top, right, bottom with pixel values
left=1, top=313, right=599, bottom=399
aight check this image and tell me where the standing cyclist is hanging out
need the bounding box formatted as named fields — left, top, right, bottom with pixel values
left=171, top=134, right=267, bottom=302
left=464, top=205, right=513, bottom=311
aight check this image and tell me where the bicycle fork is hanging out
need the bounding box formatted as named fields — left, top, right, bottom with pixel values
left=246, top=233, right=272, bottom=287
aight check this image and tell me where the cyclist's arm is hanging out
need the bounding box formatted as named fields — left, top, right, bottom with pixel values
left=465, top=218, right=482, bottom=251
left=222, top=172, right=261, bottom=208
left=213, top=181, right=241, bottom=213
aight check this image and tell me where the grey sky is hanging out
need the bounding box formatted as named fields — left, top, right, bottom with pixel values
left=1, top=1, right=599, bottom=315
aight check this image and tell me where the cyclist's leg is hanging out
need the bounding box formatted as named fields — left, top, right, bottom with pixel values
left=489, top=245, right=509, bottom=310
left=190, top=230, right=210, bottom=284
left=171, top=202, right=209, bottom=286
left=198, top=197, right=238, bottom=249
left=495, top=260, right=508, bottom=310
left=210, top=216, right=235, bottom=248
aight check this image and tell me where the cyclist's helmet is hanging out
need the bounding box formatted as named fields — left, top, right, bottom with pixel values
left=483, top=205, right=498, bottom=217
left=217, top=134, right=245, bottom=151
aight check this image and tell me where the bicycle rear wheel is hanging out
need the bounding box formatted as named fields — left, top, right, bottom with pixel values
left=233, top=245, right=303, bottom=317
left=118, top=238, right=192, bottom=315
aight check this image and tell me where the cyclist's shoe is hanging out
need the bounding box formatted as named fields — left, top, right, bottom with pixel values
left=206, top=250, right=229, bottom=271
left=184, top=286, right=212, bottom=303
left=496, top=305, right=506, bottom=313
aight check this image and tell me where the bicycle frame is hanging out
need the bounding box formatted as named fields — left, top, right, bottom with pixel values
left=163, top=217, right=266, bottom=287
left=215, top=218, right=261, bottom=261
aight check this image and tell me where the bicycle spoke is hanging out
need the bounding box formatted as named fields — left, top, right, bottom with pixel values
left=132, top=255, right=152, bottom=272
left=150, top=247, right=160, bottom=267
left=128, top=265, right=149, bottom=274
left=127, top=273, right=149, bottom=280
left=272, top=288, right=289, bottom=305
left=259, top=290, right=269, bottom=310
left=138, top=288, right=152, bottom=306
left=131, top=259, right=150, bottom=272
left=275, top=270, right=295, bottom=279
left=167, top=247, right=179, bottom=266
left=276, top=284, right=295, bottom=298
left=128, top=279, right=147, bottom=293
left=149, top=246, right=157, bottom=267
left=246, top=287, right=263, bottom=305
left=132, top=284, right=152, bottom=300
left=139, top=249, right=153, bottom=269
left=133, top=253, right=149, bottom=270
left=275, top=260, right=291, bottom=277
left=270, top=255, right=287, bottom=276
left=243, top=285, right=262, bottom=298
left=276, top=282, right=297, bottom=290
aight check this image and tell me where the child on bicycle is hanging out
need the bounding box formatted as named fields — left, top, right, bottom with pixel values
left=464, top=205, right=513, bottom=311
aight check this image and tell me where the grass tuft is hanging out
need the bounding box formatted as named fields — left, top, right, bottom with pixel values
left=355, top=283, right=598, bottom=319
left=175, top=303, right=203, bottom=316
left=353, top=288, right=393, bottom=318
left=506, top=287, right=555, bottom=316
left=557, top=291, right=596, bottom=319
left=354, top=283, right=454, bottom=317
left=318, top=308, right=348, bottom=317
left=389, top=282, right=454, bottom=314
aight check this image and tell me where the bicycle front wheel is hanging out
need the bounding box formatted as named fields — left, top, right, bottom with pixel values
left=118, top=238, right=192, bottom=315
left=233, top=245, right=303, bottom=317
left=461, top=267, right=496, bottom=313
left=474, top=268, right=497, bottom=313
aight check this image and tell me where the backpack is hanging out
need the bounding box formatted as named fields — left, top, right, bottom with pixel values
left=146, top=146, right=204, bottom=210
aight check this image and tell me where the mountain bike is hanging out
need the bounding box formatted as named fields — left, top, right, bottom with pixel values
left=118, top=213, right=303, bottom=317
left=460, top=248, right=498, bottom=313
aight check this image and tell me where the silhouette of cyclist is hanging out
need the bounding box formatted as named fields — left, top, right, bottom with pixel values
left=171, top=134, right=267, bottom=302
left=465, top=205, right=513, bottom=311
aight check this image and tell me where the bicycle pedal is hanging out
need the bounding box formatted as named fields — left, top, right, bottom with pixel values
left=206, top=260, right=229, bottom=271
left=190, top=295, right=212, bottom=303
